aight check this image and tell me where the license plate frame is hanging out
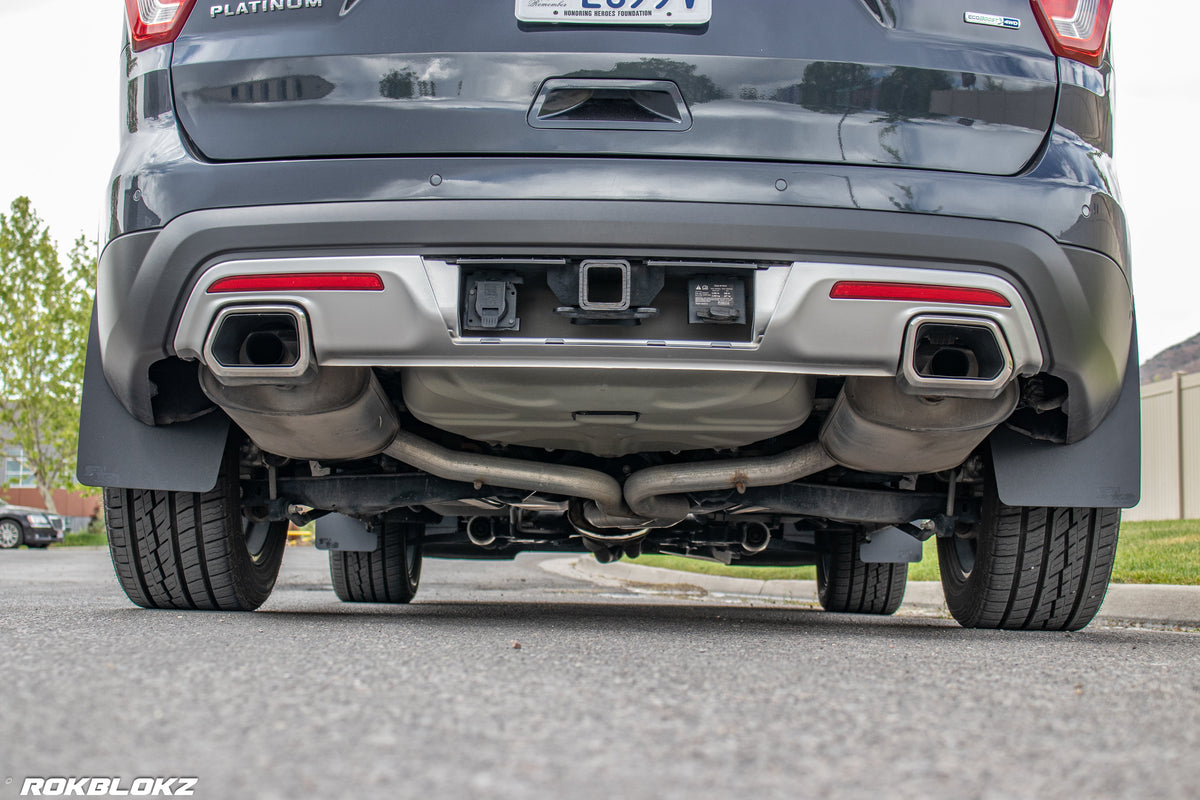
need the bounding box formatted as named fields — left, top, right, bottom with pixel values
left=515, top=0, right=712, bottom=26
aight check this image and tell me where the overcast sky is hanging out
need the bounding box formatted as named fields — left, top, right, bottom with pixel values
left=0, top=2, right=1193, bottom=359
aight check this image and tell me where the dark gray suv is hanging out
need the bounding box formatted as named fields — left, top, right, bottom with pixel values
left=79, top=0, right=1135, bottom=629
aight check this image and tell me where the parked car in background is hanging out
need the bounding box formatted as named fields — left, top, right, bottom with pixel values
left=79, top=0, right=1136, bottom=630
left=0, top=505, right=65, bottom=549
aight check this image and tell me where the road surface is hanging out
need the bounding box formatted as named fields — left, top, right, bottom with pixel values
left=2, top=547, right=1196, bottom=800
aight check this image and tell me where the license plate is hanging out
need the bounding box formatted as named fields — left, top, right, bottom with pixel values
left=516, top=0, right=712, bottom=25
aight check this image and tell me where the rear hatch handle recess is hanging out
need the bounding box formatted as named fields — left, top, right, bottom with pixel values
left=528, top=79, right=692, bottom=131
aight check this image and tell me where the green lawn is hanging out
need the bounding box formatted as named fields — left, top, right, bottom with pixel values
left=1112, top=520, right=1200, bottom=585
left=58, top=530, right=108, bottom=547
left=628, top=519, right=1200, bottom=586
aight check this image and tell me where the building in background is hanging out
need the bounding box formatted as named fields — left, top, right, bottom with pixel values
left=1, top=445, right=100, bottom=531
left=1125, top=371, right=1200, bottom=521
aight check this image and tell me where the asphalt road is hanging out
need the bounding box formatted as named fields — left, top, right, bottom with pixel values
left=2, top=547, right=1197, bottom=800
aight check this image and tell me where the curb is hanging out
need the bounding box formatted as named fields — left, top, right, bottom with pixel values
left=545, top=557, right=1200, bottom=628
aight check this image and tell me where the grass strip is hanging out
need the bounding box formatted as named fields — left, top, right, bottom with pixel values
left=57, top=530, right=109, bottom=547
left=1112, top=519, right=1200, bottom=585
left=627, top=519, right=1200, bottom=586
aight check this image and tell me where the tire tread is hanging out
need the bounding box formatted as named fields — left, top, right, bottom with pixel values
left=817, top=532, right=907, bottom=616
left=330, top=522, right=422, bottom=604
left=103, top=446, right=286, bottom=612
left=940, top=490, right=1120, bottom=631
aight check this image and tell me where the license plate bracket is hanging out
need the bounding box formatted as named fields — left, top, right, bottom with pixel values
left=515, top=0, right=712, bottom=26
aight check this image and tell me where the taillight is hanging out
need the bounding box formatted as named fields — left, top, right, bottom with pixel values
left=125, top=0, right=199, bottom=52
left=1030, top=0, right=1113, bottom=68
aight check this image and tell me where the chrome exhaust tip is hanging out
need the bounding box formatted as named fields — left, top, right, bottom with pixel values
left=901, top=315, right=1013, bottom=399
left=740, top=521, right=771, bottom=554
left=466, top=516, right=498, bottom=548
left=203, top=305, right=314, bottom=382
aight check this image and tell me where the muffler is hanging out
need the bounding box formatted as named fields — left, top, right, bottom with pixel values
left=820, top=376, right=1017, bottom=474
left=200, top=365, right=400, bottom=461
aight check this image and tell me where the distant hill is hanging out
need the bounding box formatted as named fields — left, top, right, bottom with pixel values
left=1141, top=331, right=1200, bottom=384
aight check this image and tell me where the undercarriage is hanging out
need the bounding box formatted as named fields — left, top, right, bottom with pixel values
left=235, top=401, right=982, bottom=568
left=186, top=254, right=1032, bottom=566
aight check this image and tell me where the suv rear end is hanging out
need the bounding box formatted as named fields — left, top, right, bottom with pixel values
left=80, top=0, right=1135, bottom=629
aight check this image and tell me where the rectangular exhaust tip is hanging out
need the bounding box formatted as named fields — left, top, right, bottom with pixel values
left=901, top=316, right=1014, bottom=399
left=203, top=305, right=314, bottom=382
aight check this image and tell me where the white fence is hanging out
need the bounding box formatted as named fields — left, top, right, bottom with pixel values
left=1124, top=371, right=1200, bottom=521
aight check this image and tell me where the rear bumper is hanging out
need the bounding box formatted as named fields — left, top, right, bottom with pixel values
left=172, top=254, right=1043, bottom=389
left=96, top=197, right=1132, bottom=442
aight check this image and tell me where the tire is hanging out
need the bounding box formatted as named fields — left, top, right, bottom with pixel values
left=330, top=521, right=423, bottom=604
left=0, top=519, right=23, bottom=549
left=937, top=479, right=1120, bottom=631
left=816, top=531, right=908, bottom=615
left=103, top=443, right=288, bottom=611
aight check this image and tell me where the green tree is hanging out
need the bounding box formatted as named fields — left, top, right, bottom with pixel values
left=0, top=198, right=96, bottom=512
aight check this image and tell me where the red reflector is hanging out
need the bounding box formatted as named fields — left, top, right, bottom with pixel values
left=125, top=0, right=199, bottom=52
left=1030, top=0, right=1113, bottom=68
left=829, top=281, right=1011, bottom=308
left=207, top=273, right=386, bottom=294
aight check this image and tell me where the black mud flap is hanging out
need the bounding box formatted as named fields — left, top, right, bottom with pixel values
left=991, top=328, right=1140, bottom=509
left=76, top=309, right=228, bottom=492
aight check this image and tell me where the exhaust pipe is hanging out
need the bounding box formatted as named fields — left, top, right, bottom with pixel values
left=203, top=305, right=314, bottom=382
left=197, top=333, right=1017, bottom=530
left=622, top=441, right=836, bottom=525
left=201, top=350, right=641, bottom=521
left=383, top=430, right=634, bottom=522
left=900, top=316, right=1013, bottom=399
left=466, top=517, right=497, bottom=547
left=240, top=330, right=295, bottom=368
left=621, top=366, right=1017, bottom=523
left=740, top=522, right=771, bottom=554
